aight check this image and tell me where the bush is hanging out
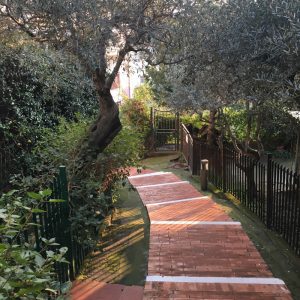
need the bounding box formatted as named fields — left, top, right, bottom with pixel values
left=181, top=113, right=205, bottom=130
left=0, top=190, right=71, bottom=299
left=15, top=115, right=145, bottom=247
left=120, top=97, right=152, bottom=153
left=0, top=41, right=97, bottom=187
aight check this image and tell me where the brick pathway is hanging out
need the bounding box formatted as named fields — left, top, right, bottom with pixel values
left=129, top=170, right=293, bottom=300
left=71, top=279, right=143, bottom=300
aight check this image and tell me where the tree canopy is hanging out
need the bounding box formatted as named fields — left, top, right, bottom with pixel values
left=147, top=0, right=300, bottom=154
left=0, top=0, right=191, bottom=156
left=156, top=0, right=300, bottom=111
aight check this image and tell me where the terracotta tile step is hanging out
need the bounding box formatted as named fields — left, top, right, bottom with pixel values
left=119, top=285, right=144, bottom=300
left=143, top=281, right=292, bottom=300
left=147, top=199, right=231, bottom=222
left=71, top=279, right=143, bottom=300
left=130, top=173, right=182, bottom=186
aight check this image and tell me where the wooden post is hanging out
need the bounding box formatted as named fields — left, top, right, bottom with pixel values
left=192, top=141, right=198, bottom=175
left=266, top=154, right=273, bottom=228
left=200, top=159, right=209, bottom=191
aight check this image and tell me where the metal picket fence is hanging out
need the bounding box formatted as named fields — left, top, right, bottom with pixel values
left=181, top=124, right=300, bottom=256
left=16, top=166, right=89, bottom=283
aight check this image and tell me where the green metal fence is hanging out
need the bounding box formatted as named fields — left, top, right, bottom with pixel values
left=31, top=166, right=88, bottom=283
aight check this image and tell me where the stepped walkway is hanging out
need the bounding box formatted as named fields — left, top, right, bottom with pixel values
left=71, top=280, right=143, bottom=300
left=129, top=169, right=293, bottom=300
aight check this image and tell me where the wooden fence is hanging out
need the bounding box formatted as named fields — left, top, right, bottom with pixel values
left=181, top=124, right=300, bottom=256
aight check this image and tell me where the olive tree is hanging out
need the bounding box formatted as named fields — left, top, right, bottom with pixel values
left=0, top=0, right=189, bottom=163
left=157, top=0, right=300, bottom=153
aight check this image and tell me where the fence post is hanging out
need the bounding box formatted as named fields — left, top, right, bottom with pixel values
left=266, top=154, right=273, bottom=228
left=200, top=159, right=209, bottom=191
left=192, top=140, right=198, bottom=175
left=176, top=112, right=180, bottom=151
left=59, top=166, right=75, bottom=280
left=222, top=146, right=226, bottom=192
left=180, top=124, right=183, bottom=152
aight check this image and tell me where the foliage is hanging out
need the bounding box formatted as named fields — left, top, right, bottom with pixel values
left=0, top=0, right=194, bottom=155
left=0, top=42, right=97, bottom=187
left=30, top=116, right=90, bottom=179
left=133, top=83, right=155, bottom=108
left=181, top=114, right=205, bottom=130
left=146, top=66, right=173, bottom=106
left=120, top=96, right=152, bottom=154
left=103, top=126, right=145, bottom=184
left=0, top=41, right=97, bottom=134
left=160, top=0, right=300, bottom=109
left=258, top=101, right=297, bottom=151
left=148, top=0, right=300, bottom=153
left=121, top=98, right=149, bottom=132
left=222, top=107, right=251, bottom=142
left=0, top=1, right=192, bottom=74
left=0, top=190, right=71, bottom=299
left=16, top=112, right=146, bottom=247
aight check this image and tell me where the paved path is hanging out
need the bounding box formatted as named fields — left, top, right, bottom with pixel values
left=129, top=170, right=293, bottom=300
left=71, top=279, right=143, bottom=300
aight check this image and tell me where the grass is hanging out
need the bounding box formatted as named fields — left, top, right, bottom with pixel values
left=79, top=186, right=150, bottom=286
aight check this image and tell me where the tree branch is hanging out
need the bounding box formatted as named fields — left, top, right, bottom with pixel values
left=1, top=5, right=36, bottom=37
left=105, top=45, right=131, bottom=89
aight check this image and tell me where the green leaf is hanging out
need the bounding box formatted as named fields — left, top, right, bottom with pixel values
left=59, top=247, right=68, bottom=254
left=49, top=199, right=65, bottom=203
left=27, top=222, right=41, bottom=227
left=31, top=208, right=46, bottom=213
left=35, top=253, right=46, bottom=267
left=0, top=244, right=8, bottom=251
left=6, top=230, right=19, bottom=236
left=46, top=250, right=54, bottom=258
left=6, top=190, right=18, bottom=196
left=27, top=192, right=42, bottom=200
left=39, top=189, right=52, bottom=197
left=0, top=209, right=7, bottom=219
left=34, top=278, right=49, bottom=283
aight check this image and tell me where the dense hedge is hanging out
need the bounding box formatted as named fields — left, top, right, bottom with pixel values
left=0, top=42, right=97, bottom=186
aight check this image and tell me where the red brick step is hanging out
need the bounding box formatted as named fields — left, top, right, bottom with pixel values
left=71, top=279, right=143, bottom=300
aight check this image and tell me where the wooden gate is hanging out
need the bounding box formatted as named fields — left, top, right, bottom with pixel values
left=151, top=108, right=180, bottom=151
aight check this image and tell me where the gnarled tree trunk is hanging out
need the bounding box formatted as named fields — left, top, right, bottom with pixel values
left=88, top=90, right=122, bottom=152
left=72, top=75, right=122, bottom=182
left=207, top=108, right=217, bottom=147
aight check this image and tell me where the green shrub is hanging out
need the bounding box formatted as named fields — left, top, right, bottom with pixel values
left=0, top=190, right=71, bottom=299
left=16, top=115, right=144, bottom=247
left=0, top=41, right=97, bottom=187
left=120, top=97, right=152, bottom=153
left=181, top=113, right=205, bottom=129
